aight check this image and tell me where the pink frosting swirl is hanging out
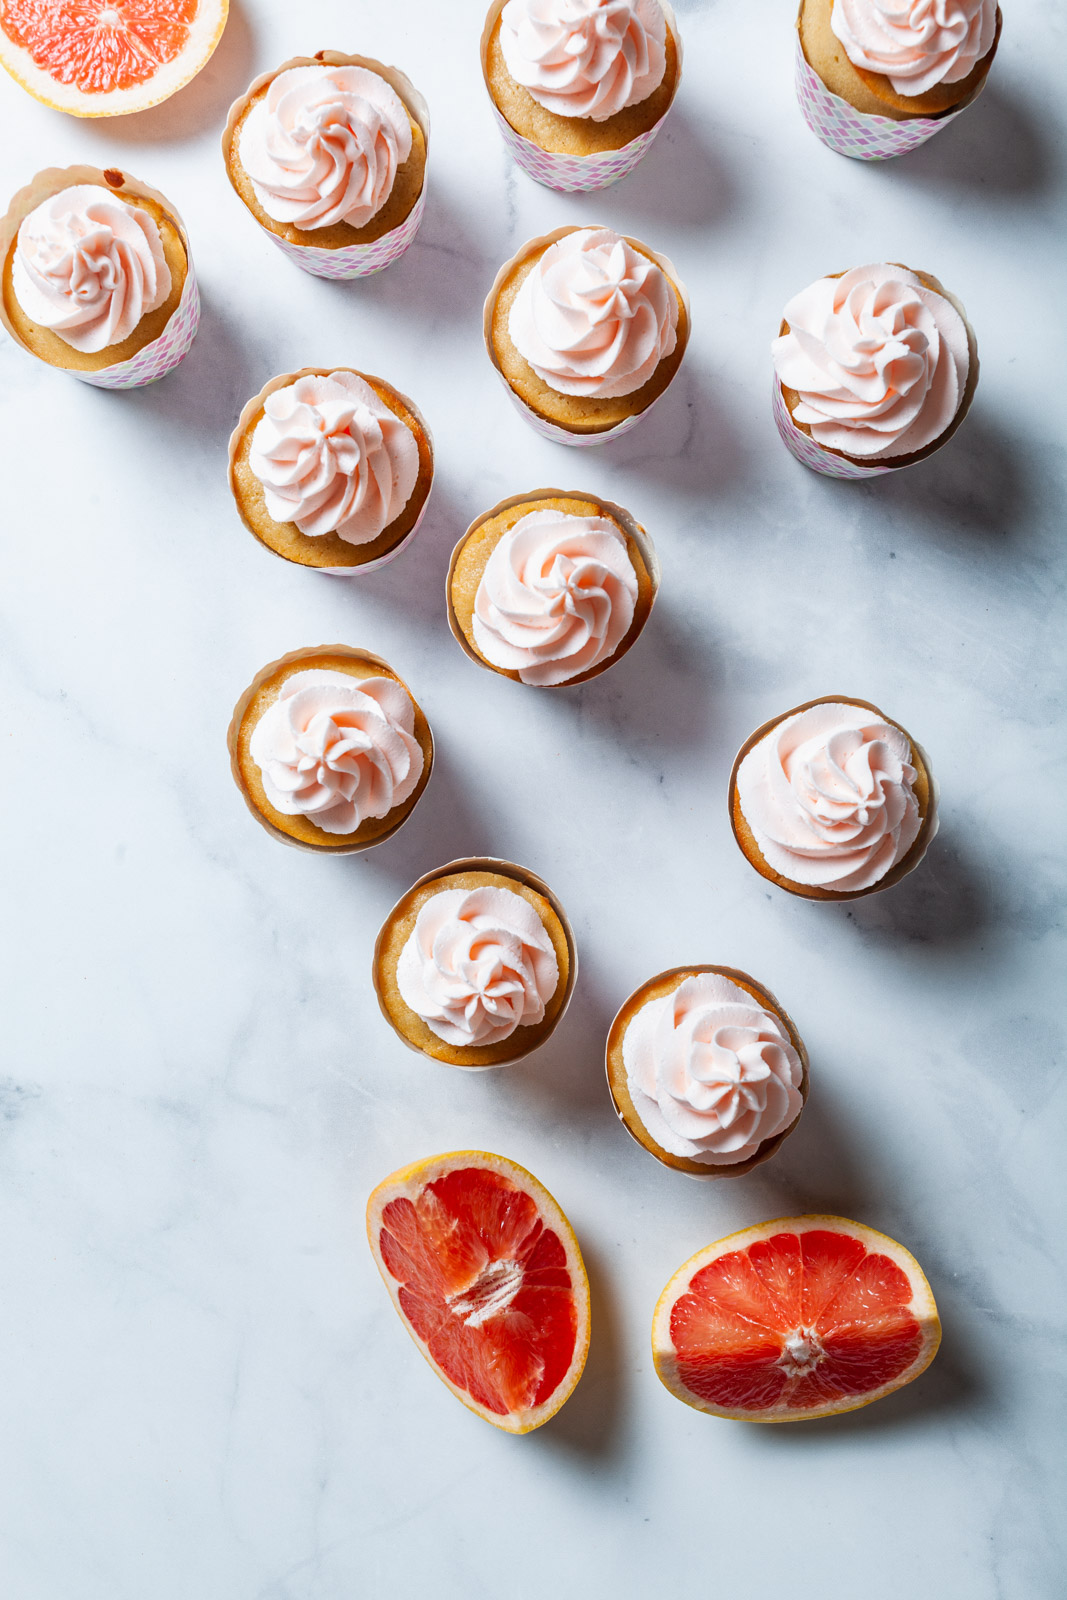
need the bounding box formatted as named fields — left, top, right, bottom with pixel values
left=249, top=669, right=423, bottom=835
left=238, top=64, right=412, bottom=230
left=472, top=509, right=638, bottom=686
left=831, top=0, right=996, bottom=97
left=772, top=264, right=970, bottom=460
left=500, top=0, right=667, bottom=121
left=11, top=184, right=171, bottom=355
left=396, top=886, right=559, bottom=1048
left=509, top=227, right=677, bottom=398
left=623, top=973, right=804, bottom=1165
left=736, top=703, right=923, bottom=892
left=248, top=372, right=419, bottom=544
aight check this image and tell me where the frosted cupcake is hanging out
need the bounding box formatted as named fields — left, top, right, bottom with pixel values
left=772, top=263, right=978, bottom=479
left=447, top=490, right=659, bottom=686
left=228, top=646, right=432, bottom=854
left=228, top=367, right=434, bottom=573
left=485, top=224, right=689, bottom=445
left=374, top=859, right=576, bottom=1068
left=606, top=966, right=808, bottom=1177
left=796, top=0, right=1001, bottom=161
left=222, top=52, right=428, bottom=279
left=729, top=697, right=938, bottom=901
left=0, top=165, right=199, bottom=389
left=481, top=0, right=682, bottom=191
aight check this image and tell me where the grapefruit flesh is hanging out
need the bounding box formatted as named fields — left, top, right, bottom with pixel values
left=653, top=1215, right=941, bottom=1421
left=367, top=1151, right=590, bottom=1433
left=0, top=0, right=227, bottom=115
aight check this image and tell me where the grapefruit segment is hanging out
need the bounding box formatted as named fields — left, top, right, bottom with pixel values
left=367, top=1151, right=590, bottom=1433
left=0, top=0, right=227, bottom=116
left=653, top=1216, right=940, bottom=1421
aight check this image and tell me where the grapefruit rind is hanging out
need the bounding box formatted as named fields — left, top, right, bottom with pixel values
left=367, top=1150, right=591, bottom=1435
left=0, top=0, right=228, bottom=117
left=652, top=1214, right=941, bottom=1423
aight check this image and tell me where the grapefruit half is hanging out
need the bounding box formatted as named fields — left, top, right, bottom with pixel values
left=652, top=1215, right=941, bottom=1422
left=367, top=1151, right=591, bottom=1434
left=0, top=0, right=228, bottom=117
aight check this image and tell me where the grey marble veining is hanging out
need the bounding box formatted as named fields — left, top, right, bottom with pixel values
left=1, top=2, right=1065, bottom=1597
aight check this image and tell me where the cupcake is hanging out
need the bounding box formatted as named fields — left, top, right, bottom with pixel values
left=222, top=52, right=428, bottom=279
left=606, top=966, right=808, bottom=1177
left=228, top=368, right=434, bottom=573
left=447, top=489, right=659, bottom=686
left=484, top=224, right=689, bottom=445
left=795, top=0, right=1001, bottom=160
left=729, top=697, right=938, bottom=901
left=772, top=263, right=978, bottom=479
left=374, top=859, right=577, bottom=1068
left=0, top=165, right=199, bottom=389
left=480, top=0, right=682, bottom=192
left=228, top=646, right=432, bottom=854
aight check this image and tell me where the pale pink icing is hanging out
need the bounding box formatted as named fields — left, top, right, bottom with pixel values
left=472, top=509, right=638, bottom=686
left=831, top=0, right=996, bottom=97
left=500, top=0, right=666, bottom=121
left=249, top=669, right=423, bottom=835
left=509, top=227, right=677, bottom=398
left=395, top=886, right=559, bottom=1049
left=736, top=702, right=922, bottom=892
left=248, top=372, right=419, bottom=544
left=772, top=264, right=970, bottom=460
left=11, top=184, right=171, bottom=355
left=238, top=64, right=412, bottom=231
left=623, top=972, right=804, bottom=1165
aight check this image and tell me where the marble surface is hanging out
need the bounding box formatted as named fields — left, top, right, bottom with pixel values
left=2, top=3, right=1065, bottom=1597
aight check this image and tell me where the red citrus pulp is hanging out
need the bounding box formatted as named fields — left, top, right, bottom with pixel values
left=653, top=1215, right=941, bottom=1421
left=367, top=1151, right=590, bottom=1433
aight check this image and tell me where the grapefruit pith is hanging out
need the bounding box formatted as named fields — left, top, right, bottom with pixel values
left=367, top=1151, right=590, bottom=1433
left=652, top=1215, right=941, bottom=1422
left=0, top=0, right=228, bottom=116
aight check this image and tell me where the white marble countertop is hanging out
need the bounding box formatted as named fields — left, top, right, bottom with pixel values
left=2, top=2, right=1065, bottom=1596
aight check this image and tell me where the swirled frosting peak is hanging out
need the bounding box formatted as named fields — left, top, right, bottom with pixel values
left=472, top=509, right=638, bottom=686
left=396, top=886, right=559, bottom=1048
left=500, top=0, right=667, bottom=121
left=249, top=669, right=423, bottom=834
left=624, top=973, right=804, bottom=1164
left=509, top=227, right=678, bottom=398
left=831, top=0, right=996, bottom=97
left=736, top=702, right=922, bottom=892
left=11, top=184, right=171, bottom=355
left=773, top=264, right=969, bottom=460
left=249, top=372, right=419, bottom=544
left=238, top=64, right=412, bottom=230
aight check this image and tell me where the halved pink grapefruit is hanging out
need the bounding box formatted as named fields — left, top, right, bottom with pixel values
left=653, top=1215, right=941, bottom=1422
left=0, top=0, right=228, bottom=117
left=367, top=1151, right=590, bottom=1434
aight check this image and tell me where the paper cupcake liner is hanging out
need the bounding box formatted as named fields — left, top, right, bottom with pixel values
left=795, top=29, right=974, bottom=161
left=728, top=695, right=941, bottom=901
left=605, top=965, right=810, bottom=1180
left=0, top=165, right=200, bottom=389
left=480, top=0, right=682, bottom=192
left=223, top=54, right=429, bottom=280
left=772, top=378, right=895, bottom=479
left=226, top=645, right=434, bottom=855
left=227, top=367, right=434, bottom=574
left=446, top=487, right=660, bottom=686
left=373, top=857, right=579, bottom=1070
left=483, top=224, right=690, bottom=447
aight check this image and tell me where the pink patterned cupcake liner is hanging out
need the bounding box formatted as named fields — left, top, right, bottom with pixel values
left=480, top=0, right=681, bottom=193
left=493, top=367, right=662, bottom=447
left=772, top=378, right=895, bottom=479
left=794, top=35, right=966, bottom=161
left=78, top=265, right=200, bottom=390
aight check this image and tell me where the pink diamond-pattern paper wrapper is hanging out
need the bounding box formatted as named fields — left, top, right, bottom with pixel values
left=772, top=378, right=896, bottom=480
left=493, top=367, right=664, bottom=447
left=262, top=186, right=427, bottom=280
left=78, top=263, right=200, bottom=390
left=795, top=37, right=967, bottom=161
left=480, top=0, right=682, bottom=193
